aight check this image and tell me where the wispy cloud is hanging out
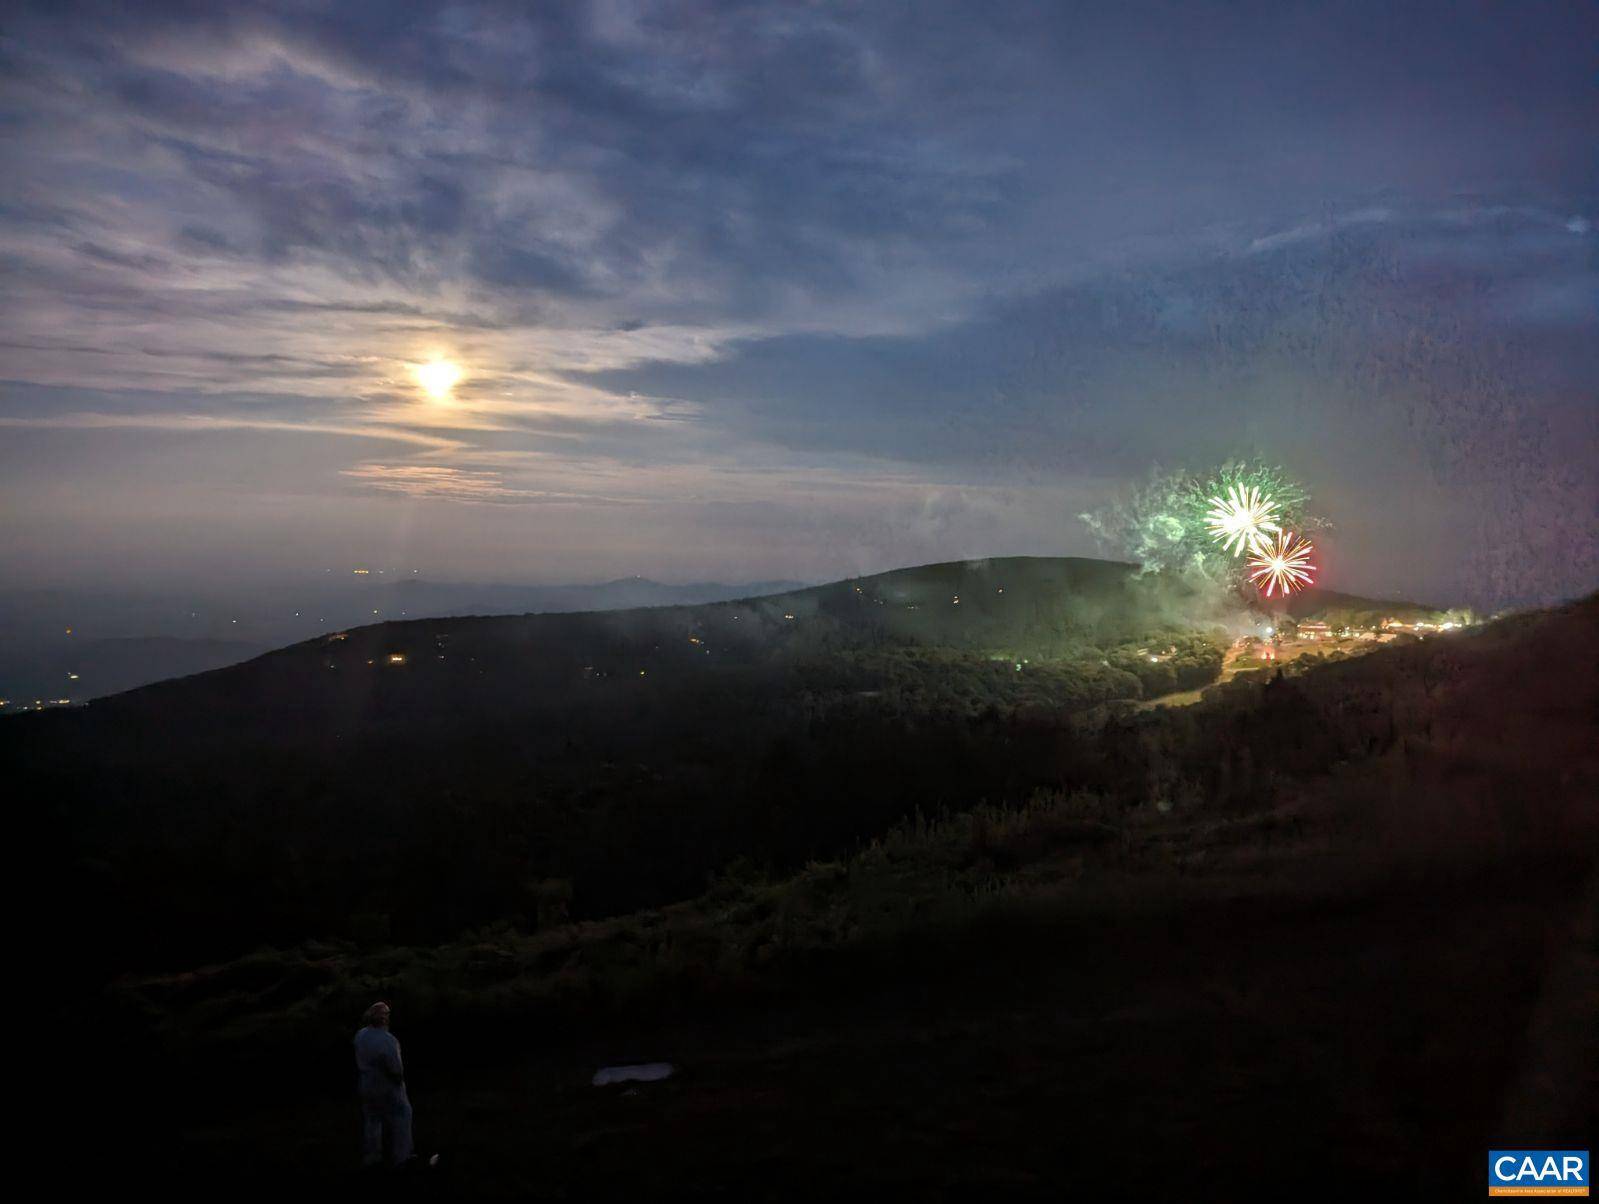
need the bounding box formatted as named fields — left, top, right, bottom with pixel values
left=341, top=462, right=633, bottom=505
left=0, top=1, right=1593, bottom=603
left=0, top=412, right=465, bottom=450
left=1247, top=207, right=1398, bottom=253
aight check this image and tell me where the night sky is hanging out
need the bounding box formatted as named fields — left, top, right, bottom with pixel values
left=1, top=1, right=1594, bottom=609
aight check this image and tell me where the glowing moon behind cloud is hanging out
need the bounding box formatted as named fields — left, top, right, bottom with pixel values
left=414, top=358, right=462, bottom=399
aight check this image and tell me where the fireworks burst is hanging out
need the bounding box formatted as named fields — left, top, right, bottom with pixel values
left=1204, top=483, right=1280, bottom=556
left=1248, top=530, right=1316, bottom=597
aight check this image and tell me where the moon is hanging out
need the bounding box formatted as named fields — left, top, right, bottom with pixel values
left=414, top=358, right=462, bottom=399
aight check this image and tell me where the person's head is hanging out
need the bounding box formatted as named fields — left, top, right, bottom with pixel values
left=363, top=1001, right=391, bottom=1028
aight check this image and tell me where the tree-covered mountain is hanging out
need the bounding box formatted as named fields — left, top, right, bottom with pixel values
left=13, top=557, right=1245, bottom=969
left=13, top=554, right=1467, bottom=983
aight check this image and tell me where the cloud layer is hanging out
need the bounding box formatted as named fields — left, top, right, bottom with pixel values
left=1, top=1, right=1594, bottom=605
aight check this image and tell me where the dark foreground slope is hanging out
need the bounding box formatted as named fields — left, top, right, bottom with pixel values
left=14, top=557, right=1236, bottom=972
left=69, top=592, right=1599, bottom=1198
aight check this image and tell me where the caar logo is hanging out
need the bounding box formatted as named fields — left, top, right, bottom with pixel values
left=1489, top=1150, right=1590, bottom=1197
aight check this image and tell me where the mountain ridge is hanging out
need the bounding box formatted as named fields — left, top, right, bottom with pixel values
left=10, top=553, right=1473, bottom=977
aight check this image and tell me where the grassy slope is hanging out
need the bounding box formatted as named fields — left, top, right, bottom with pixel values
left=95, top=593, right=1598, bottom=1197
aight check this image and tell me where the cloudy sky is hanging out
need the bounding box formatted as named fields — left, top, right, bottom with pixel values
left=1, top=0, right=1594, bottom=607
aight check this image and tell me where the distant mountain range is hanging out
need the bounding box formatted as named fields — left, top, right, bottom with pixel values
left=0, top=636, right=267, bottom=707
left=372, top=575, right=808, bottom=619
left=3, top=560, right=1450, bottom=707
left=38, top=556, right=1228, bottom=720
left=0, top=575, right=804, bottom=702
left=1285, top=586, right=1450, bottom=624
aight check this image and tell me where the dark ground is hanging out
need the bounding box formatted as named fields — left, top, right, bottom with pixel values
left=129, top=848, right=1596, bottom=1200
left=28, top=589, right=1598, bottom=1199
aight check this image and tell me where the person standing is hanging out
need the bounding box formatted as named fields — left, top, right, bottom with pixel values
left=353, top=1001, right=413, bottom=1168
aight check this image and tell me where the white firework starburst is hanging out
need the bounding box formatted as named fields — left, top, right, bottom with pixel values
left=1204, top=483, right=1280, bottom=557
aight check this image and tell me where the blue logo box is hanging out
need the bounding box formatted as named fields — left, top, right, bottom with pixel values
left=1490, top=1150, right=1590, bottom=1197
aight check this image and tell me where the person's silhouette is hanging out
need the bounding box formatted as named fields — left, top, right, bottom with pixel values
left=352, top=1001, right=413, bottom=1168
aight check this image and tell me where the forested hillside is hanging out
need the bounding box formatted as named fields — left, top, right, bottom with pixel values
left=77, top=589, right=1599, bottom=1197
left=16, top=557, right=1234, bottom=974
